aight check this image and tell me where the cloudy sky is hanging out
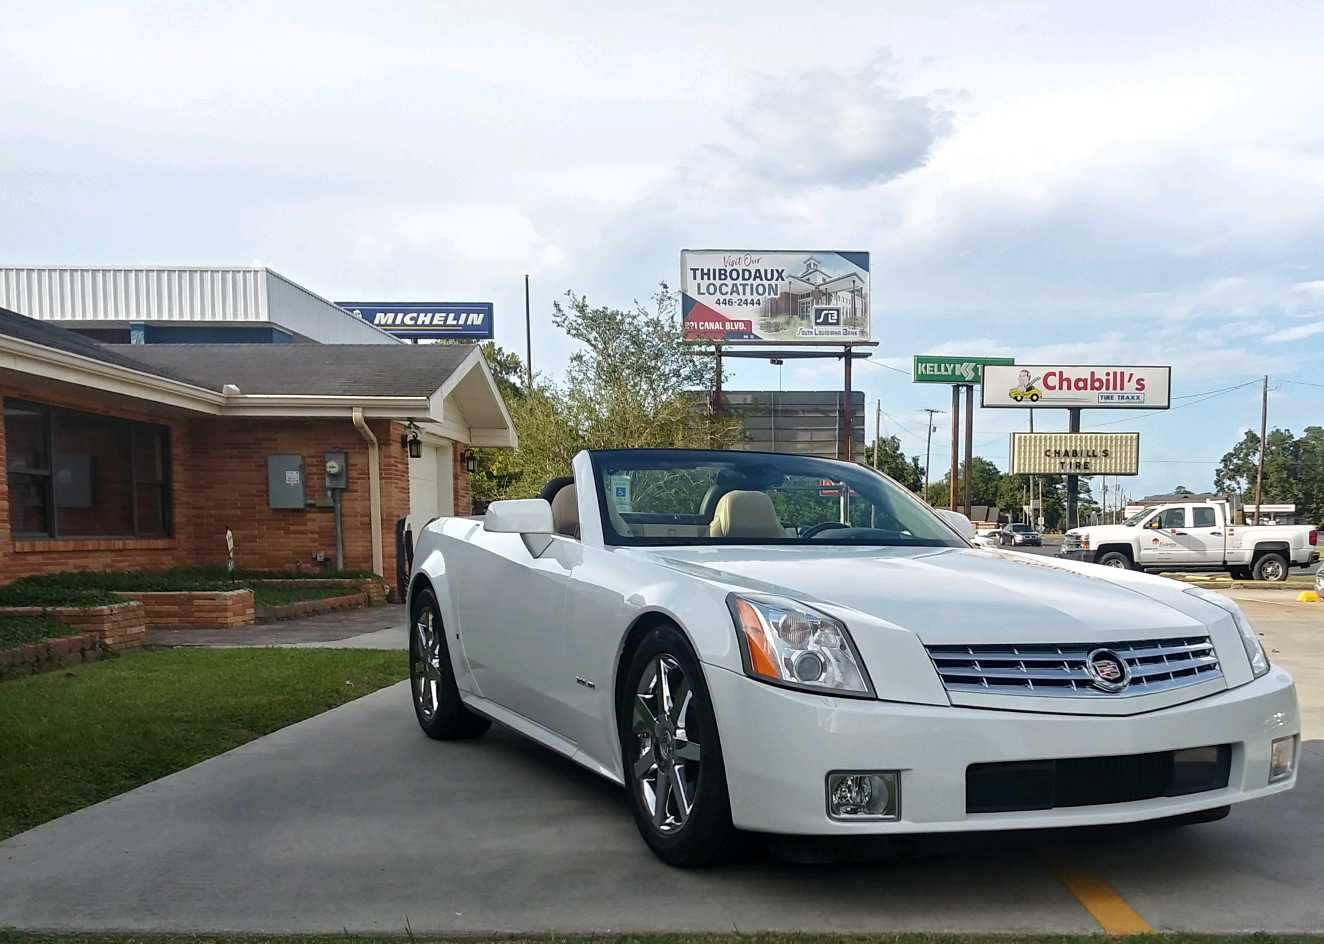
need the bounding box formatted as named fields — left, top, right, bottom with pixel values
left=4, top=0, right=1322, bottom=500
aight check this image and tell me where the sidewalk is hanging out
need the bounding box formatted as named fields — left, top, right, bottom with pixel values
left=148, top=605, right=407, bottom=650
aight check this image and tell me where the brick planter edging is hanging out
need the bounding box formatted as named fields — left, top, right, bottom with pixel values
left=0, top=632, right=106, bottom=679
left=113, top=589, right=256, bottom=628
left=0, top=601, right=146, bottom=651
left=256, top=591, right=371, bottom=623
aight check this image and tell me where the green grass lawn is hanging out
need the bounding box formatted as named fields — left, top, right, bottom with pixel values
left=0, top=616, right=79, bottom=649
left=0, top=648, right=404, bottom=839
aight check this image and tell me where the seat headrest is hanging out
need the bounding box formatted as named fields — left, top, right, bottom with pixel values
left=709, top=490, right=785, bottom=539
left=550, top=484, right=579, bottom=538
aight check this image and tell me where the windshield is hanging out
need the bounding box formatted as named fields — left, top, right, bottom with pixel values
left=589, top=449, right=966, bottom=548
left=1122, top=510, right=1149, bottom=527
left=1011, top=524, right=1032, bottom=532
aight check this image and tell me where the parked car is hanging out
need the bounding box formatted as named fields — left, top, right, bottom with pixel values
left=407, top=449, right=1299, bottom=867
left=999, top=522, right=1043, bottom=546
left=1062, top=501, right=1318, bottom=580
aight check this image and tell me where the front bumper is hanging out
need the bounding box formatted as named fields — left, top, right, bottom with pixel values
left=707, top=665, right=1298, bottom=834
left=1058, top=548, right=1090, bottom=562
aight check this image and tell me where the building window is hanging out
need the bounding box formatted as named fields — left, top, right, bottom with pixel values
left=3, top=400, right=172, bottom=539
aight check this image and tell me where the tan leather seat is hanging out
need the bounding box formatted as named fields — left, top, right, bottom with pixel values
left=550, top=484, right=579, bottom=538
left=708, top=490, right=785, bottom=538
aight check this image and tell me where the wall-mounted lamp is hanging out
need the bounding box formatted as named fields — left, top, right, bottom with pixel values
left=462, top=448, right=478, bottom=473
left=401, top=421, right=423, bottom=459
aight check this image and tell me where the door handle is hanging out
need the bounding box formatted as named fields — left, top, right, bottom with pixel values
left=1172, top=530, right=1187, bottom=535
left=1209, top=531, right=1221, bottom=536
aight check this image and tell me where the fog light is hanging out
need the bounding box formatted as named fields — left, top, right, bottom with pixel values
left=826, top=771, right=899, bottom=820
left=1270, top=736, right=1297, bottom=783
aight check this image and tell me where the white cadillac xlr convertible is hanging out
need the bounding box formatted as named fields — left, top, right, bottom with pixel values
left=406, top=448, right=1299, bottom=867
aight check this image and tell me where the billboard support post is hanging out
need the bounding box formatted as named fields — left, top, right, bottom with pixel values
left=840, top=346, right=853, bottom=463
left=949, top=386, right=960, bottom=511
left=1067, top=408, right=1082, bottom=530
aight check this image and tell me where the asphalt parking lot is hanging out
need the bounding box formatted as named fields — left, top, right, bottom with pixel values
left=1, top=591, right=1320, bottom=935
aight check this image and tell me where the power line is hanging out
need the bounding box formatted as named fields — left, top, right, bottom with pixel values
left=857, top=359, right=912, bottom=376
left=1280, top=378, right=1324, bottom=390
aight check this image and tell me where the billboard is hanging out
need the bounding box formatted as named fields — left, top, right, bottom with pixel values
left=981, top=365, right=1171, bottom=409
left=337, top=301, right=494, bottom=340
left=1010, top=432, right=1141, bottom=476
left=913, top=354, right=1014, bottom=384
left=680, top=250, right=870, bottom=343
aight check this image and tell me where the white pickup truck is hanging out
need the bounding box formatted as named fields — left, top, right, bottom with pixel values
left=1061, top=500, right=1318, bottom=580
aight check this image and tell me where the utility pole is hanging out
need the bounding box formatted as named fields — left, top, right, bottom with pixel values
left=1254, top=374, right=1268, bottom=525
left=523, top=274, right=533, bottom=390
left=963, top=384, right=974, bottom=519
left=921, top=408, right=942, bottom=502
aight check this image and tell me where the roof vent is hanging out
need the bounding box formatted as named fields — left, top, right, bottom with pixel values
left=221, top=383, right=242, bottom=396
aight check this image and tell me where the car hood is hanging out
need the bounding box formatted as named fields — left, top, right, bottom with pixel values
left=633, top=544, right=1214, bottom=645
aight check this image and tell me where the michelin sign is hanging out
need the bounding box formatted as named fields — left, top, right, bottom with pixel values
left=680, top=250, right=870, bottom=343
left=337, top=301, right=494, bottom=341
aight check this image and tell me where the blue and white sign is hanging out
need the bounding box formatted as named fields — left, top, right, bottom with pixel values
left=337, top=301, right=494, bottom=340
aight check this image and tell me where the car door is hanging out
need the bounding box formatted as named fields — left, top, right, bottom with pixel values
left=448, top=529, right=581, bottom=741
left=1179, top=504, right=1226, bottom=565
left=1139, top=506, right=1188, bottom=564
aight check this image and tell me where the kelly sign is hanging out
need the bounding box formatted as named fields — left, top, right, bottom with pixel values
left=337, top=301, right=494, bottom=340
left=1010, top=432, right=1141, bottom=476
left=912, top=354, right=1015, bottom=384
left=981, top=364, right=1171, bottom=409
left=680, top=250, right=870, bottom=343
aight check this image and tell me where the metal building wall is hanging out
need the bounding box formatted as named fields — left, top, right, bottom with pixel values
left=0, top=267, right=267, bottom=322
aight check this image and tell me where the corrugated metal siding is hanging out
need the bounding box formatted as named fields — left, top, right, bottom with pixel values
left=0, top=267, right=267, bottom=322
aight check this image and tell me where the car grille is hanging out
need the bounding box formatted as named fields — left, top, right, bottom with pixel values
left=967, top=744, right=1231, bottom=813
left=926, top=637, right=1221, bottom=697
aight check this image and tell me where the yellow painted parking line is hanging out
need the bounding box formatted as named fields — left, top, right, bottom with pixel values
left=1053, top=862, right=1154, bottom=934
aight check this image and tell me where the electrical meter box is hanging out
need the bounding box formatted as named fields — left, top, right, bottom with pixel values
left=323, top=452, right=348, bottom=491
left=267, top=455, right=306, bottom=509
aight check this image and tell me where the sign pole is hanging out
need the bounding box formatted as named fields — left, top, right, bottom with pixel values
left=1066, top=408, right=1081, bottom=529
left=949, top=385, right=960, bottom=511
left=963, top=384, right=975, bottom=518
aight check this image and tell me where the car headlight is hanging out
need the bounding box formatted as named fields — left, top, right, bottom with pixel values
left=727, top=593, right=873, bottom=697
left=1184, top=587, right=1270, bottom=678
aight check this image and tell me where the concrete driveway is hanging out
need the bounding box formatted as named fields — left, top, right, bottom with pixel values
left=2, top=600, right=1320, bottom=934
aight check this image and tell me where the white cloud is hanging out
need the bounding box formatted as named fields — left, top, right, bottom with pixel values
left=1264, top=321, right=1324, bottom=343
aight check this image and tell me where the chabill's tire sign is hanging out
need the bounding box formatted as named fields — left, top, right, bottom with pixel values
left=981, top=364, right=1171, bottom=409
left=680, top=250, right=870, bottom=343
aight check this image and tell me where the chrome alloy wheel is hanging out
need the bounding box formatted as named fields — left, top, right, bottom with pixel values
left=412, top=607, right=443, bottom=721
left=1259, top=557, right=1286, bottom=581
left=1104, top=557, right=1129, bottom=569
left=632, top=654, right=702, bottom=833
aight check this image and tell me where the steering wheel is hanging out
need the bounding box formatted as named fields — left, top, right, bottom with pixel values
left=800, top=521, right=852, bottom=539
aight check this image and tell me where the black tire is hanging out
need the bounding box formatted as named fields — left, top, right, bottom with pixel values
left=1097, top=550, right=1134, bottom=570
left=1157, top=805, right=1231, bottom=828
left=1229, top=566, right=1252, bottom=581
left=618, top=623, right=737, bottom=868
left=1253, top=552, right=1289, bottom=582
left=409, top=587, right=490, bottom=740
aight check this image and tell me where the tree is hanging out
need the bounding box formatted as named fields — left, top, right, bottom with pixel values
left=924, top=457, right=1003, bottom=508
left=1215, top=426, right=1324, bottom=525
left=479, top=342, right=526, bottom=401
left=863, top=436, right=923, bottom=492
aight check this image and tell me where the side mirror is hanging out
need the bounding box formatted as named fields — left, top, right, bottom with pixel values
left=936, top=509, right=977, bottom=541
left=484, top=498, right=554, bottom=534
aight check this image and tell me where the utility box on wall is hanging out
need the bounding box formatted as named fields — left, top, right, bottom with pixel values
left=267, top=454, right=307, bottom=509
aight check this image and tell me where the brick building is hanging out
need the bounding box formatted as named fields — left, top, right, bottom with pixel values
left=0, top=307, right=515, bottom=588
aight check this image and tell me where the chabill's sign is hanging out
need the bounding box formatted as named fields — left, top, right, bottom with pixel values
left=982, top=365, right=1171, bottom=409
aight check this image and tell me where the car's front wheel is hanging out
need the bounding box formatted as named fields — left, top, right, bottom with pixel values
left=619, top=624, right=736, bottom=867
left=410, top=587, right=490, bottom=740
left=1097, top=550, right=1134, bottom=570
left=1253, top=552, right=1289, bottom=582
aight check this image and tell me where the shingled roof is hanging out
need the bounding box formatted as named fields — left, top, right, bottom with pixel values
left=123, top=343, right=476, bottom=397
left=0, top=305, right=199, bottom=386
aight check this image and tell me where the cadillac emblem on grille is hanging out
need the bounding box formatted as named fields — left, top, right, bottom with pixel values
left=1085, top=648, right=1131, bottom=693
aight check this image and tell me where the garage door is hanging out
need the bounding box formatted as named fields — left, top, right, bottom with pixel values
left=407, top=440, right=453, bottom=538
